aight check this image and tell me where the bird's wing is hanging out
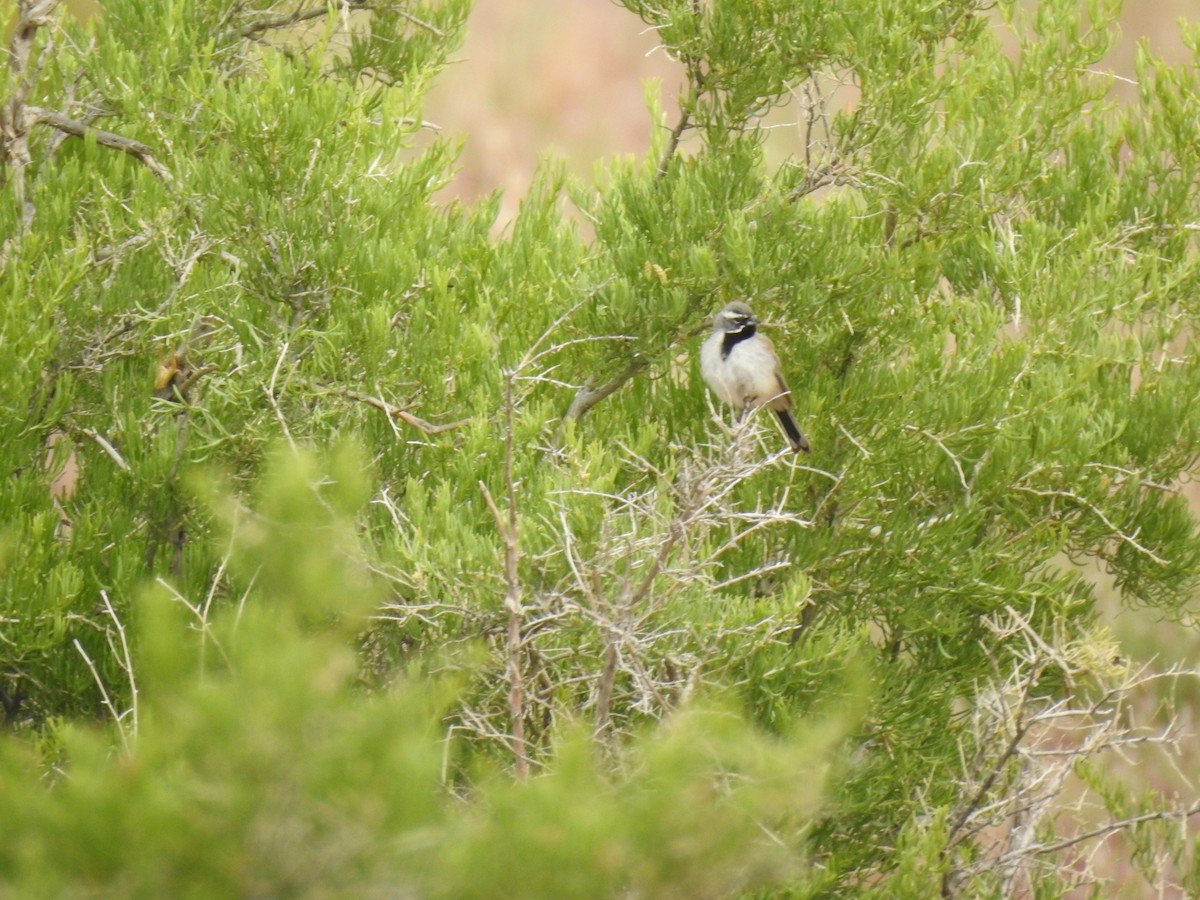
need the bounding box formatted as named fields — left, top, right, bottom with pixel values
left=756, top=334, right=794, bottom=411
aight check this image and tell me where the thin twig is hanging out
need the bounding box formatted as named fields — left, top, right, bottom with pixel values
left=267, top=341, right=297, bottom=449
left=99, top=590, right=138, bottom=739
left=319, top=384, right=470, bottom=435
left=73, top=628, right=136, bottom=751
left=1015, top=485, right=1169, bottom=565
left=69, top=424, right=131, bottom=472
left=1023, top=803, right=1200, bottom=860
left=905, top=424, right=970, bottom=500
left=396, top=8, right=445, bottom=36
left=479, top=371, right=529, bottom=777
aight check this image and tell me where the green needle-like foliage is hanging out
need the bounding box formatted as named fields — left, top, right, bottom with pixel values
left=1, top=0, right=1199, bottom=895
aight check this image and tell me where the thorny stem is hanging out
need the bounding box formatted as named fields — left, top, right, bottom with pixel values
left=934, top=606, right=1200, bottom=896
left=940, top=662, right=1044, bottom=899
left=946, top=665, right=1043, bottom=843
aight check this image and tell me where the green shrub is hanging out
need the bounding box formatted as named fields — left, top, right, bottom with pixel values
left=2, top=0, right=1198, bottom=895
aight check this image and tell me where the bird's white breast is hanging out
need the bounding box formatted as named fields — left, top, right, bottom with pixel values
left=701, top=332, right=780, bottom=408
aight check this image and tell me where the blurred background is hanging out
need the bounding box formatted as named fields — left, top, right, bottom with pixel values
left=427, top=1, right=1198, bottom=223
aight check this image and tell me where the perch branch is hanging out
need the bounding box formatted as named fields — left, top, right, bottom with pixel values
left=564, top=355, right=650, bottom=421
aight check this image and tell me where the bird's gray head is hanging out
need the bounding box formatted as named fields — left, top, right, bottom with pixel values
left=713, top=300, right=757, bottom=333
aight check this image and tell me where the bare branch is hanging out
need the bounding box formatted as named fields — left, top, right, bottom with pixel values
left=226, top=0, right=364, bottom=43
left=394, top=7, right=445, bottom=37
left=27, top=106, right=173, bottom=182
left=223, top=0, right=444, bottom=46
left=1022, top=803, right=1200, bottom=859
left=656, top=106, right=691, bottom=178
left=563, top=355, right=650, bottom=421
left=1, top=0, right=62, bottom=239
left=932, top=604, right=1200, bottom=896
left=71, top=424, right=131, bottom=472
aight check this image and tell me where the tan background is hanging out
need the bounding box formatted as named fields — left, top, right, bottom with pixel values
left=428, top=1, right=1198, bottom=223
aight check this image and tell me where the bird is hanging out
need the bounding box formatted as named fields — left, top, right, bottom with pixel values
left=700, top=300, right=810, bottom=453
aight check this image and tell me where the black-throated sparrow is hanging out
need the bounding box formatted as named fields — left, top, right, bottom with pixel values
left=700, top=300, right=810, bottom=453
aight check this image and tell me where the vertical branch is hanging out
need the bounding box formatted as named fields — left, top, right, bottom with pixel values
left=656, top=0, right=706, bottom=177
left=1, top=0, right=60, bottom=237
left=593, top=637, right=620, bottom=738
left=656, top=107, right=692, bottom=178
left=480, top=370, right=529, bottom=778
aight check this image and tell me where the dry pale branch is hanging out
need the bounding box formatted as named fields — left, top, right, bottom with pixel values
left=155, top=563, right=239, bottom=674
left=563, top=354, right=650, bottom=422
left=378, top=305, right=811, bottom=762
left=1014, top=484, right=1169, bottom=566
left=931, top=605, right=1200, bottom=897
left=72, top=590, right=138, bottom=748
left=68, top=423, right=131, bottom=472
left=554, top=426, right=810, bottom=736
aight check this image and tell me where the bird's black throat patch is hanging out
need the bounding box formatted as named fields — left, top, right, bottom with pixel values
left=720, top=323, right=756, bottom=359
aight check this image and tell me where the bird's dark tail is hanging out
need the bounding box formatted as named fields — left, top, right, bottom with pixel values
left=776, top=409, right=810, bottom=453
